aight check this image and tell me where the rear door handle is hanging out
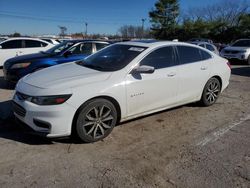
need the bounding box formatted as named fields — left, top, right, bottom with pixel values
left=201, top=66, right=208, bottom=70
left=167, top=72, right=176, bottom=77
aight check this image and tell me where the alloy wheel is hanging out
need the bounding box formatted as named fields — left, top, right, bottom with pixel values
left=205, top=80, right=220, bottom=104
left=83, top=105, right=114, bottom=140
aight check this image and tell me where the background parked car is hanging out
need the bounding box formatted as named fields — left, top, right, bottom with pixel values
left=0, top=37, right=54, bottom=67
left=3, top=40, right=110, bottom=81
left=190, top=41, right=219, bottom=55
left=0, top=37, right=8, bottom=42
left=188, top=38, right=213, bottom=44
left=40, top=38, right=61, bottom=45
left=220, top=39, right=250, bottom=65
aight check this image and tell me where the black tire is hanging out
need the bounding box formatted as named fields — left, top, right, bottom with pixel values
left=200, top=77, right=221, bottom=107
left=75, top=98, right=118, bottom=143
left=247, top=56, right=250, bottom=65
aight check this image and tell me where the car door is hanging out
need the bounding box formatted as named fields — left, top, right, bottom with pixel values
left=56, top=42, right=93, bottom=65
left=175, top=45, right=212, bottom=103
left=22, top=39, right=49, bottom=55
left=126, top=46, right=179, bottom=117
left=0, top=39, right=23, bottom=66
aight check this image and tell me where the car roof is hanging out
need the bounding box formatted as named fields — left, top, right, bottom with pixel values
left=235, top=39, right=250, bottom=41
left=116, top=40, right=199, bottom=48
left=190, top=41, right=212, bottom=45
left=0, top=38, right=110, bottom=44
left=0, top=37, right=52, bottom=44
left=64, top=39, right=110, bottom=44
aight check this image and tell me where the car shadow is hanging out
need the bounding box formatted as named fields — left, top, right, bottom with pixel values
left=118, top=102, right=200, bottom=126
left=0, top=76, right=15, bottom=90
left=228, top=59, right=248, bottom=65
left=231, top=66, right=250, bottom=77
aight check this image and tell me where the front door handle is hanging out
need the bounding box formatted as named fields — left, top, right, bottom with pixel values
left=167, top=72, right=176, bottom=77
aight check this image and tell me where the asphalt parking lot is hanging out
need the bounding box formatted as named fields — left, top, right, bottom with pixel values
left=0, top=65, right=249, bottom=188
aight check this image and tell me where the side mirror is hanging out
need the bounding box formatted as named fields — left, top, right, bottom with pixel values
left=131, top=65, right=155, bottom=74
left=64, top=51, right=73, bottom=57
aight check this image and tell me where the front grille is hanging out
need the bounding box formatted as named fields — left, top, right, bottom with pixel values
left=224, top=50, right=239, bottom=54
left=12, top=102, right=26, bottom=117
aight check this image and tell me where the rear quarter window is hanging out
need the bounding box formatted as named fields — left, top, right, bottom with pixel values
left=200, top=49, right=212, bottom=60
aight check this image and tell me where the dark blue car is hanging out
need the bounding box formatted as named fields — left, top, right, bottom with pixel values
left=3, top=40, right=110, bottom=82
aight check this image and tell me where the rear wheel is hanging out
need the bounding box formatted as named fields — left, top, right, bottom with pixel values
left=200, top=77, right=221, bottom=106
left=247, top=56, right=250, bottom=65
left=75, top=98, right=117, bottom=143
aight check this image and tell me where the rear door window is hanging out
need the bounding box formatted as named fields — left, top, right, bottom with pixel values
left=81, top=43, right=93, bottom=55
left=96, top=43, right=109, bottom=51
left=24, top=40, right=48, bottom=48
left=176, top=46, right=203, bottom=64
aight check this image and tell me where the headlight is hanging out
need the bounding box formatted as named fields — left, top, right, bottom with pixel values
left=11, top=62, right=31, bottom=69
left=15, top=92, right=72, bottom=105
left=239, top=50, right=247, bottom=53
left=29, top=94, right=72, bottom=105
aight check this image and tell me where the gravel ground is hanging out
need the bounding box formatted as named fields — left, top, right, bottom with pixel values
left=0, top=65, right=249, bottom=188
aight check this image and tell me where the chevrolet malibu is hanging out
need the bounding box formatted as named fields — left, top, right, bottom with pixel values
left=13, top=41, right=231, bottom=143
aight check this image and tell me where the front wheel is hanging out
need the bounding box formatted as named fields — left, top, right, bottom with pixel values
left=75, top=98, right=118, bottom=143
left=200, top=77, right=221, bottom=106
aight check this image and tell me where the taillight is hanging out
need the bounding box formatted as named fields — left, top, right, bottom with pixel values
left=226, top=62, right=231, bottom=69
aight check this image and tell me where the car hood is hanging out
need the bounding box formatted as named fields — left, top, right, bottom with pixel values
left=4, top=52, right=56, bottom=68
left=22, top=62, right=112, bottom=89
left=10, top=52, right=54, bottom=62
left=223, top=46, right=250, bottom=51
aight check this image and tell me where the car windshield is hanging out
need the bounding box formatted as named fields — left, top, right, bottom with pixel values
left=232, top=40, right=250, bottom=47
left=77, top=44, right=147, bottom=71
left=44, top=41, right=76, bottom=54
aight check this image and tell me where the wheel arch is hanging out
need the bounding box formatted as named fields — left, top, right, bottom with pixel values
left=199, top=75, right=223, bottom=100
left=212, top=75, right=222, bottom=88
left=71, top=95, right=122, bottom=135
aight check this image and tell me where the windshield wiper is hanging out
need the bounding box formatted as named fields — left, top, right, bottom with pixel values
left=83, top=64, right=104, bottom=70
left=40, top=51, right=51, bottom=54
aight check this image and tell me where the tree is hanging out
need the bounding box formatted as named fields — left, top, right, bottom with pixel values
left=149, top=0, right=179, bottom=39
left=10, top=32, right=21, bottom=37
left=186, top=0, right=249, bottom=27
left=118, top=25, right=151, bottom=39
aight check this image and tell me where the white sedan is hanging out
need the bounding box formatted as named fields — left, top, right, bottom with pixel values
left=0, top=37, right=54, bottom=66
left=13, top=41, right=231, bottom=142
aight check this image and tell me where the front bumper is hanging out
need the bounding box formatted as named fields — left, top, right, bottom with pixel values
left=12, top=93, right=77, bottom=138
left=220, top=53, right=248, bottom=61
left=3, top=67, right=20, bottom=82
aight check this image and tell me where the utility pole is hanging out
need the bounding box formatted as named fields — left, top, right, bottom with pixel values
left=141, top=18, right=146, bottom=39
left=58, top=26, right=67, bottom=38
left=85, top=22, right=88, bottom=38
